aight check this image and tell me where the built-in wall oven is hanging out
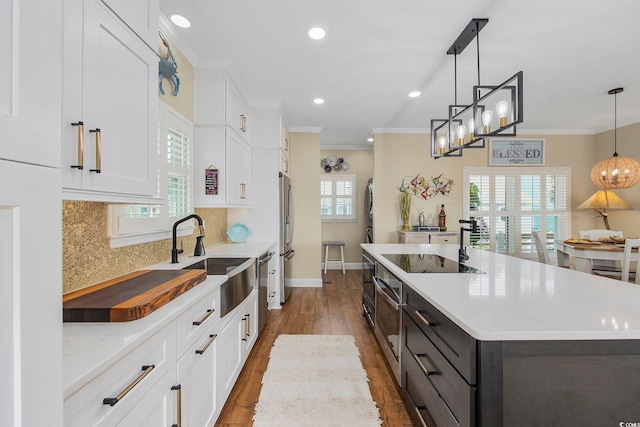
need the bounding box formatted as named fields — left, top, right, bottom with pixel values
left=362, top=252, right=375, bottom=327
left=374, top=262, right=402, bottom=384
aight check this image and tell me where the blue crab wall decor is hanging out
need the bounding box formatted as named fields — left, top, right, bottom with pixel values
left=159, top=32, right=180, bottom=96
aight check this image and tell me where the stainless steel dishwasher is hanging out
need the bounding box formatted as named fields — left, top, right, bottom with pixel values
left=257, top=251, right=274, bottom=333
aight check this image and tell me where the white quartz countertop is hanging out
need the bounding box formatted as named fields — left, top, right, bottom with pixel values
left=362, top=243, right=640, bottom=341
left=63, top=240, right=275, bottom=398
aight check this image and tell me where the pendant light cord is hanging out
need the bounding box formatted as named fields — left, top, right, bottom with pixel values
left=613, top=91, right=618, bottom=156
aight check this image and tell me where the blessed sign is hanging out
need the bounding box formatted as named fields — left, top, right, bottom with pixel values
left=489, top=139, right=545, bottom=166
left=205, top=166, right=219, bottom=195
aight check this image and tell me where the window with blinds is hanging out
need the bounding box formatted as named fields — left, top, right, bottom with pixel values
left=321, top=175, right=356, bottom=221
left=108, top=104, right=194, bottom=247
left=464, top=167, right=570, bottom=259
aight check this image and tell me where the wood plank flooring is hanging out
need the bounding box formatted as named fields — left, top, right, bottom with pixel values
left=215, top=269, right=414, bottom=426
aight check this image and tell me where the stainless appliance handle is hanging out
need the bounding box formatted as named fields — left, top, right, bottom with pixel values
left=362, top=253, right=375, bottom=266
left=373, top=277, right=400, bottom=309
left=259, top=252, right=274, bottom=265
left=286, top=184, right=294, bottom=243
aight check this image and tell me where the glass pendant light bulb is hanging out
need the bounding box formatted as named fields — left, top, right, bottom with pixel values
left=438, top=135, right=447, bottom=154
left=496, top=101, right=509, bottom=127
left=468, top=118, right=475, bottom=141
left=456, top=125, right=466, bottom=145
left=482, top=110, right=493, bottom=133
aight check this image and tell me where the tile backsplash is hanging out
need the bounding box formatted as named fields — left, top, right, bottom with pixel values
left=62, top=201, right=227, bottom=294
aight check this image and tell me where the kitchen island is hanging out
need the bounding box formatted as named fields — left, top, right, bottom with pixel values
left=363, top=243, right=640, bottom=427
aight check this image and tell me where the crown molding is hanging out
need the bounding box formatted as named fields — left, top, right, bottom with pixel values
left=159, top=14, right=199, bottom=67
left=372, top=127, right=429, bottom=134
left=320, top=144, right=373, bottom=151
left=289, top=126, right=323, bottom=133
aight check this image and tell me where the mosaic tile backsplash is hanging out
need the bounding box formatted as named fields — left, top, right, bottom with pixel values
left=63, top=201, right=227, bottom=294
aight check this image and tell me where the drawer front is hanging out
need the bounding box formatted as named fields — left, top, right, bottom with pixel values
left=64, top=323, right=176, bottom=426
left=176, top=287, right=220, bottom=356
left=403, top=285, right=476, bottom=383
left=403, top=311, right=475, bottom=427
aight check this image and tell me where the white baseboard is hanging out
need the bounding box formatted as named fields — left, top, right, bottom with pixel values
left=287, top=278, right=323, bottom=288
left=322, top=262, right=361, bottom=271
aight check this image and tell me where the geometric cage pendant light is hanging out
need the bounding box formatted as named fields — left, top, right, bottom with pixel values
left=590, top=88, right=640, bottom=189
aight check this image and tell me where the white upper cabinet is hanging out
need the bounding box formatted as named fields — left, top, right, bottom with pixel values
left=195, top=68, right=253, bottom=207
left=62, top=0, right=159, bottom=202
left=100, top=0, right=159, bottom=46
left=0, top=0, right=62, bottom=167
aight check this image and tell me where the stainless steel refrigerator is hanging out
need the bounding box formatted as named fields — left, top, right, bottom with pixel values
left=365, top=178, right=373, bottom=243
left=279, top=173, right=295, bottom=303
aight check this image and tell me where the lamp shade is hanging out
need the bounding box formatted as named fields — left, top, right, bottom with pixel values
left=577, top=190, right=631, bottom=211
left=590, top=155, right=640, bottom=189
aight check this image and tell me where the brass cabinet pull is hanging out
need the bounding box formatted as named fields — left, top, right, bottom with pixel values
left=246, top=313, right=251, bottom=337
left=192, top=308, right=215, bottom=326
left=240, top=114, right=246, bottom=132
left=413, top=307, right=437, bottom=327
left=103, top=364, right=155, bottom=406
left=195, top=334, right=217, bottom=355
left=71, top=122, right=84, bottom=169
left=240, top=183, right=246, bottom=199
left=414, top=406, right=429, bottom=427
left=413, top=353, right=437, bottom=377
left=89, top=128, right=101, bottom=173
left=171, top=384, right=182, bottom=427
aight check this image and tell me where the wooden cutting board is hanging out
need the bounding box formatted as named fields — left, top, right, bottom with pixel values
left=63, top=269, right=207, bottom=322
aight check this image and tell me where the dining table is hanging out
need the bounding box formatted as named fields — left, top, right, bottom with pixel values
left=555, top=240, right=635, bottom=273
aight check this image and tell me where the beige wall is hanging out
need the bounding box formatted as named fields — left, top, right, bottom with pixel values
left=320, top=149, right=373, bottom=264
left=289, top=132, right=322, bottom=279
left=593, top=122, right=640, bottom=236
left=158, top=35, right=194, bottom=122
left=62, top=39, right=222, bottom=294
left=372, top=132, right=602, bottom=244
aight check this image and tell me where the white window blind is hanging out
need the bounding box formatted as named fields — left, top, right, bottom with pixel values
left=108, top=104, right=194, bottom=247
left=321, top=175, right=356, bottom=221
left=464, top=167, right=570, bottom=259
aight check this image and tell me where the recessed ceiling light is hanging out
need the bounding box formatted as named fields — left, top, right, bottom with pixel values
left=170, top=14, right=191, bottom=28
left=313, top=98, right=325, bottom=104
left=408, top=91, right=421, bottom=98
left=308, top=27, right=326, bottom=40
left=367, top=137, right=374, bottom=143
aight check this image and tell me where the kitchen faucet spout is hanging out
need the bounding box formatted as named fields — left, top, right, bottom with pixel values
left=458, top=219, right=478, bottom=264
left=171, top=214, right=205, bottom=263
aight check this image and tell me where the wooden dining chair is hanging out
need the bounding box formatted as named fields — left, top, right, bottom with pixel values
left=532, top=230, right=550, bottom=264
left=593, top=238, right=639, bottom=284
left=580, top=229, right=623, bottom=272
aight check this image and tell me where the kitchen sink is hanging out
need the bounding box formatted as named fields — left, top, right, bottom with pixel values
left=183, top=257, right=256, bottom=317
left=183, top=257, right=251, bottom=276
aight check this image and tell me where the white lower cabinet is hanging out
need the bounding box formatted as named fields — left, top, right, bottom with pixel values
left=115, top=368, right=178, bottom=427
left=64, top=323, right=176, bottom=426
left=217, top=289, right=259, bottom=407
left=177, top=322, right=220, bottom=427
left=65, top=284, right=260, bottom=426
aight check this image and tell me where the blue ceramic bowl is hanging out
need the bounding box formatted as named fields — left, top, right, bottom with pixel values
left=227, top=223, right=251, bottom=242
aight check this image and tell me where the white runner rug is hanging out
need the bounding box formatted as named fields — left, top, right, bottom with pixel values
left=253, top=334, right=382, bottom=427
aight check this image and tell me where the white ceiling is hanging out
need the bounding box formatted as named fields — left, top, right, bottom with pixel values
left=159, top=0, right=640, bottom=149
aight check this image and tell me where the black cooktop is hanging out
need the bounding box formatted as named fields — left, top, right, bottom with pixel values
left=381, top=254, right=484, bottom=274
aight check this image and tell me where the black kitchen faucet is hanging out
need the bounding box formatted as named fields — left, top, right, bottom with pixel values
left=458, top=218, right=478, bottom=264
left=171, top=214, right=206, bottom=263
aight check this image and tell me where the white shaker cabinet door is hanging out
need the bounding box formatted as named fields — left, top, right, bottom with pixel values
left=0, top=160, right=62, bottom=427
left=115, top=368, right=178, bottom=427
left=63, top=0, right=158, bottom=199
left=0, top=0, right=62, bottom=167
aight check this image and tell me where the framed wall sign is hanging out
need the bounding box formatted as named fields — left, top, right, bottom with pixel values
left=205, top=165, right=219, bottom=195
left=489, top=138, right=545, bottom=166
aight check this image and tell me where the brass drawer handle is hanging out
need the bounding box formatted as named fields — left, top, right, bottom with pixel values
left=240, top=114, right=246, bottom=132
left=71, top=121, right=84, bottom=169
left=195, top=334, right=217, bottom=355
left=103, top=364, right=155, bottom=406
left=89, top=128, right=101, bottom=173
left=414, top=406, right=429, bottom=427
left=192, top=308, right=215, bottom=326
left=171, top=384, right=182, bottom=427
left=413, top=353, right=438, bottom=377
left=413, top=307, right=437, bottom=327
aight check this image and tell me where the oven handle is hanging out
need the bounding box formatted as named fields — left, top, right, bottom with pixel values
left=373, top=277, right=400, bottom=310
left=362, top=253, right=375, bottom=266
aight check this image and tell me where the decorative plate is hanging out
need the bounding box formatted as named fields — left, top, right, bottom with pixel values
left=227, top=223, right=251, bottom=242
left=327, top=155, right=338, bottom=167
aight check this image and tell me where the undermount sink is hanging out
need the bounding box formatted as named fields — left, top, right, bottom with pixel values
left=183, top=257, right=251, bottom=276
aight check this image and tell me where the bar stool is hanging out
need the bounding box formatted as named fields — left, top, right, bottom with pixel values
left=323, top=241, right=345, bottom=274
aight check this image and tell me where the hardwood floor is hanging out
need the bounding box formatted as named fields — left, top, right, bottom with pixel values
left=214, top=269, right=414, bottom=426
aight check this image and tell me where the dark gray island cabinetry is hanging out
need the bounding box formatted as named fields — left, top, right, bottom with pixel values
left=402, top=279, right=640, bottom=427
left=361, top=243, right=640, bottom=427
